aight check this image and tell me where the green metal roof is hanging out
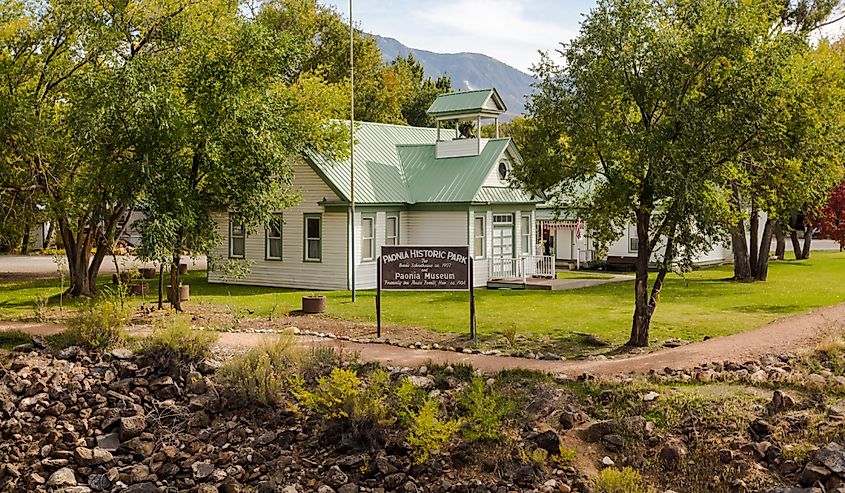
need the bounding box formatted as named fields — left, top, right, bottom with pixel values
left=474, top=186, right=537, bottom=204
left=426, top=89, right=507, bottom=118
left=305, top=121, right=538, bottom=205
left=399, top=139, right=510, bottom=203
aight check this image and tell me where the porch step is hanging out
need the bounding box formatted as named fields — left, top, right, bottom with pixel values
left=487, top=279, right=554, bottom=290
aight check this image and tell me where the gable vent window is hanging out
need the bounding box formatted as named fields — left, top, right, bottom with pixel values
left=498, top=161, right=509, bottom=181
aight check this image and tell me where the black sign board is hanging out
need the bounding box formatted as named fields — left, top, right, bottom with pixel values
left=380, top=246, right=470, bottom=291
left=375, top=245, right=476, bottom=340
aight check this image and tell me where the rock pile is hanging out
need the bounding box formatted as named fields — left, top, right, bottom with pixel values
left=0, top=348, right=583, bottom=492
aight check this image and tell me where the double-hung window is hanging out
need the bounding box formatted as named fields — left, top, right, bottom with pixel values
left=266, top=214, right=282, bottom=260
left=385, top=215, right=399, bottom=245
left=230, top=219, right=245, bottom=259
left=304, top=214, right=322, bottom=261
left=520, top=215, right=531, bottom=256
left=361, top=216, right=375, bottom=261
left=474, top=216, right=486, bottom=259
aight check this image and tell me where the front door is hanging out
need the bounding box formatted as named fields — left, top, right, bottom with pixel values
left=491, top=214, right=515, bottom=278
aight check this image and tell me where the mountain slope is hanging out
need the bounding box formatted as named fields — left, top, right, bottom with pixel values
left=373, top=35, right=535, bottom=121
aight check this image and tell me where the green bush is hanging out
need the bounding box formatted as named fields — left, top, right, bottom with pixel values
left=395, top=377, right=427, bottom=425
left=290, top=367, right=394, bottom=447
left=217, top=335, right=298, bottom=405
left=63, top=294, right=131, bottom=349
left=457, top=377, right=516, bottom=442
left=595, top=467, right=650, bottom=493
left=407, top=398, right=461, bottom=464
left=138, top=314, right=217, bottom=366
left=291, top=368, right=392, bottom=423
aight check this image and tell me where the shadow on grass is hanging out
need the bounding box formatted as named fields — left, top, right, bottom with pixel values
left=732, top=304, right=804, bottom=314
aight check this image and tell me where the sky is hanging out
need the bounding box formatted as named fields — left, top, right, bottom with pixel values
left=319, top=0, right=598, bottom=73
left=319, top=0, right=845, bottom=74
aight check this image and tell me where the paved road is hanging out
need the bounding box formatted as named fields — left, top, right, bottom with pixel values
left=0, top=255, right=207, bottom=281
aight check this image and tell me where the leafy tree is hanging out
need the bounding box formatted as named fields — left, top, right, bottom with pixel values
left=256, top=0, right=451, bottom=127
left=125, top=14, right=348, bottom=310
left=256, top=0, right=401, bottom=124
left=817, top=181, right=845, bottom=251
left=0, top=0, right=231, bottom=296
left=392, top=53, right=452, bottom=127
left=728, top=15, right=845, bottom=279
left=515, top=0, right=840, bottom=346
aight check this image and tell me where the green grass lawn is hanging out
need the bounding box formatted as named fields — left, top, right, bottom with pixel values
left=3, top=251, right=845, bottom=351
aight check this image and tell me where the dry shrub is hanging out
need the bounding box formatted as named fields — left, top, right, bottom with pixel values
left=64, top=296, right=130, bottom=349
left=217, top=335, right=298, bottom=405
left=139, top=314, right=218, bottom=367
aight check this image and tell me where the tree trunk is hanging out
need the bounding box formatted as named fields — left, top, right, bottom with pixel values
left=87, top=238, right=109, bottom=294
left=647, top=228, right=677, bottom=321
left=774, top=221, right=786, bottom=260
left=158, top=263, right=164, bottom=310
left=749, top=206, right=759, bottom=278
left=731, top=221, right=752, bottom=281
left=628, top=211, right=651, bottom=348
left=755, top=219, right=775, bottom=281
left=20, top=222, right=30, bottom=254
left=169, top=253, right=182, bottom=311
left=790, top=230, right=802, bottom=259
left=801, top=224, right=812, bottom=260
left=43, top=222, right=54, bottom=249
left=61, top=219, right=95, bottom=297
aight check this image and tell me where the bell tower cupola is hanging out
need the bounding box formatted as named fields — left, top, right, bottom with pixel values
left=426, top=88, right=507, bottom=159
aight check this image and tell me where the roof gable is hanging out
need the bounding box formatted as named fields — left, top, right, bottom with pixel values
left=426, top=89, right=507, bottom=119
left=306, top=122, right=539, bottom=205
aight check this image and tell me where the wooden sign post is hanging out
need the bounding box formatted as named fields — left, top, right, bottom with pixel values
left=377, top=245, right=475, bottom=341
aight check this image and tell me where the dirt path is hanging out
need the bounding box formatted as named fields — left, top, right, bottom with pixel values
left=205, top=301, right=845, bottom=376
left=4, top=301, right=844, bottom=376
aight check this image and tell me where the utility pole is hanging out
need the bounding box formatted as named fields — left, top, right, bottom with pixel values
left=349, top=0, right=357, bottom=302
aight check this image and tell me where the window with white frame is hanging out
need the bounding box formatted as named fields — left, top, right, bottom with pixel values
left=385, top=215, right=399, bottom=245
left=304, top=214, right=322, bottom=261
left=361, top=216, right=375, bottom=261
left=628, top=223, right=639, bottom=252
left=474, top=216, right=485, bottom=259
left=266, top=214, right=282, bottom=260
left=520, top=215, right=531, bottom=255
left=230, top=219, right=245, bottom=258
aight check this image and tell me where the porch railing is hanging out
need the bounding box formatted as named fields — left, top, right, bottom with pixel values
left=489, top=255, right=555, bottom=281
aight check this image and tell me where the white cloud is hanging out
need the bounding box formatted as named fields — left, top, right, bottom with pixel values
left=408, top=0, right=575, bottom=71
left=321, top=0, right=586, bottom=72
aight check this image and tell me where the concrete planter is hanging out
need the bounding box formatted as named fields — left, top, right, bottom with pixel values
left=139, top=267, right=157, bottom=279
left=166, top=284, right=190, bottom=302
left=302, top=295, right=326, bottom=314
left=129, top=283, right=149, bottom=296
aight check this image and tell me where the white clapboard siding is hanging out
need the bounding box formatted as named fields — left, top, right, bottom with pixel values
left=481, top=153, right=511, bottom=187
left=435, top=138, right=488, bottom=159
left=207, top=159, right=348, bottom=290
left=405, top=211, right=468, bottom=246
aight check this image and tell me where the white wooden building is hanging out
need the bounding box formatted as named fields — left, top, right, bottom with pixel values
left=208, top=89, right=548, bottom=289
left=536, top=204, right=736, bottom=269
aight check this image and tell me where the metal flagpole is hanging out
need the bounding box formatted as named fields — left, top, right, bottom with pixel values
left=349, top=0, right=356, bottom=302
